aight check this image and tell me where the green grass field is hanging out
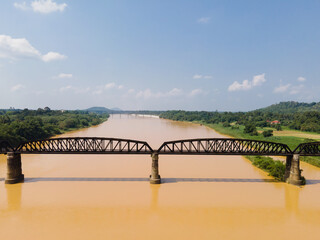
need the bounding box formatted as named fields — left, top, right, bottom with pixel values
left=195, top=121, right=320, bottom=168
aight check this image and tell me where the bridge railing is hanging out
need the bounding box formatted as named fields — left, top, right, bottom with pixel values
left=14, top=137, right=154, bottom=154
left=157, top=138, right=293, bottom=156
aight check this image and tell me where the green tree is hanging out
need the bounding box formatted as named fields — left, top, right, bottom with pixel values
left=244, top=123, right=258, bottom=136
left=262, top=129, right=273, bottom=137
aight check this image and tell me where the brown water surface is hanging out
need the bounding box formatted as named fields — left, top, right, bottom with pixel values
left=1, top=114, right=320, bottom=239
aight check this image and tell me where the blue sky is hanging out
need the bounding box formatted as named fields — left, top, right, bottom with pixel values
left=1, top=0, right=320, bottom=111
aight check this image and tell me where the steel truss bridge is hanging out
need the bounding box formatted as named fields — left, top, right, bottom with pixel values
left=0, top=137, right=319, bottom=156
left=2, top=137, right=317, bottom=186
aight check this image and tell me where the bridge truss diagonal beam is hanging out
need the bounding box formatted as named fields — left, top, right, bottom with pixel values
left=14, top=137, right=154, bottom=154
left=294, top=142, right=320, bottom=156
left=157, top=138, right=292, bottom=156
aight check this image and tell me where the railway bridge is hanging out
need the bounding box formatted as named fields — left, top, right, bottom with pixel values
left=1, top=137, right=319, bottom=186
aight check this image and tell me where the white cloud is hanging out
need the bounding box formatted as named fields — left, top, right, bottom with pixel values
left=56, top=73, right=72, bottom=79
left=197, top=17, right=210, bottom=24
left=228, top=80, right=251, bottom=91
left=31, top=0, right=67, bottom=13
left=168, top=88, right=183, bottom=96
left=189, top=88, right=203, bottom=97
left=14, top=0, right=67, bottom=13
left=297, top=76, right=306, bottom=82
left=105, top=82, right=116, bottom=89
left=193, top=74, right=202, bottom=79
left=252, top=73, right=266, bottom=86
left=0, top=35, right=66, bottom=62
left=228, top=73, right=266, bottom=92
left=273, top=84, right=291, bottom=93
left=11, top=84, right=25, bottom=92
left=118, top=85, right=124, bottom=90
left=0, top=35, right=40, bottom=59
left=42, top=51, right=66, bottom=62
left=14, top=2, right=29, bottom=11
left=128, top=89, right=135, bottom=94
left=193, top=74, right=212, bottom=79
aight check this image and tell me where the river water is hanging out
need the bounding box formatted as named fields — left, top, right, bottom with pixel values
left=1, top=114, right=320, bottom=240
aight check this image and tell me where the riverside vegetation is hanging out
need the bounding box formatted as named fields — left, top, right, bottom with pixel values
left=160, top=103, right=320, bottom=182
left=0, top=108, right=109, bottom=147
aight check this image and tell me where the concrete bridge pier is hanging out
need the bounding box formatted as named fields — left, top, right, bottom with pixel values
left=285, top=155, right=293, bottom=180
left=150, top=153, right=161, bottom=184
left=5, top=152, right=24, bottom=184
left=285, top=154, right=303, bottom=186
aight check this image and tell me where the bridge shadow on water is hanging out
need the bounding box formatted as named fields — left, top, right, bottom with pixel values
left=1, top=177, right=320, bottom=184
left=20, top=177, right=278, bottom=184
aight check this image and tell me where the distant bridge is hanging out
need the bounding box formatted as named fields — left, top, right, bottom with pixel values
left=1, top=137, right=318, bottom=185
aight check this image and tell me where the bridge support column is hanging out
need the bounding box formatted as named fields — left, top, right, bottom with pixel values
left=150, top=153, right=161, bottom=184
left=286, top=154, right=303, bottom=186
left=285, top=155, right=293, bottom=181
left=5, top=152, right=24, bottom=184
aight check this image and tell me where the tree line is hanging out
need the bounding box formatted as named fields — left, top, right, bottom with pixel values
left=159, top=110, right=320, bottom=135
left=0, top=108, right=109, bottom=146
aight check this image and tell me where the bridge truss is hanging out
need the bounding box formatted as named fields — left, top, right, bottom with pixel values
left=157, top=138, right=293, bottom=156
left=293, top=142, right=320, bottom=156
left=3, top=137, right=319, bottom=156
left=14, top=137, right=153, bottom=154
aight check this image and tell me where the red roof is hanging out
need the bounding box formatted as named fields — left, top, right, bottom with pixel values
left=271, top=120, right=280, bottom=124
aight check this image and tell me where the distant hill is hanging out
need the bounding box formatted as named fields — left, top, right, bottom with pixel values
left=256, top=101, right=320, bottom=113
left=85, top=107, right=112, bottom=113
left=85, top=107, right=124, bottom=114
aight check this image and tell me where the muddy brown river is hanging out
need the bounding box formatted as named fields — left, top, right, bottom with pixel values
left=1, top=114, right=320, bottom=239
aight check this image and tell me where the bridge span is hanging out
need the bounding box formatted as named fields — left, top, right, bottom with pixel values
left=1, top=137, right=317, bottom=186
